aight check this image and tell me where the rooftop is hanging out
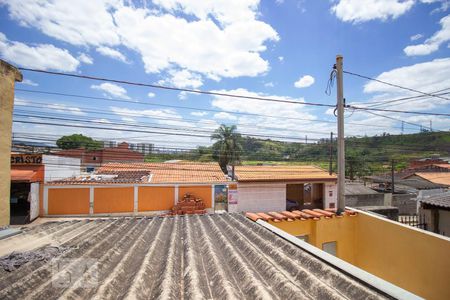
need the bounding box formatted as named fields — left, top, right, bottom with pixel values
left=234, top=165, right=337, bottom=182
left=408, top=172, right=450, bottom=186
left=48, top=162, right=228, bottom=184
left=0, top=214, right=390, bottom=299
left=420, top=192, right=450, bottom=209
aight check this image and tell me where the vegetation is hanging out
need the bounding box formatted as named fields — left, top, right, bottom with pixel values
left=56, top=134, right=103, bottom=150
left=144, top=130, right=450, bottom=179
left=211, top=124, right=243, bottom=173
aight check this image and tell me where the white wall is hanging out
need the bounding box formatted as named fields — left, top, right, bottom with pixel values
left=43, top=155, right=81, bottom=182
left=324, top=183, right=337, bottom=209
left=237, top=183, right=286, bottom=212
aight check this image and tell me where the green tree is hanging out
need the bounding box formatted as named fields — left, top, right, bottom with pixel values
left=211, top=124, right=243, bottom=173
left=56, top=134, right=102, bottom=150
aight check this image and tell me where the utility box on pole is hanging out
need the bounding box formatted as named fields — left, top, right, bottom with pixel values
left=0, top=60, right=22, bottom=226
left=336, top=55, right=345, bottom=214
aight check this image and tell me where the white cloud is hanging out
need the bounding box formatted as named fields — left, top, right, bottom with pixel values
left=160, top=69, right=203, bottom=88
left=147, top=92, right=156, bottom=98
left=294, top=75, right=315, bottom=88
left=191, top=111, right=208, bottom=117
left=410, top=33, right=423, bottom=41
left=19, top=79, right=38, bottom=86
left=2, top=1, right=279, bottom=83
left=0, top=33, right=79, bottom=72
left=2, top=0, right=121, bottom=46
left=361, top=58, right=450, bottom=112
left=110, top=106, right=181, bottom=120
left=404, top=15, right=450, bottom=56
left=178, top=91, right=188, bottom=100
left=113, top=4, right=278, bottom=79
left=96, top=46, right=129, bottom=63
left=264, top=82, right=275, bottom=87
left=45, top=103, right=86, bottom=116
left=78, top=53, right=93, bottom=64
left=214, top=112, right=238, bottom=120
left=331, top=0, right=414, bottom=23
left=91, top=82, right=130, bottom=99
left=278, top=56, right=284, bottom=62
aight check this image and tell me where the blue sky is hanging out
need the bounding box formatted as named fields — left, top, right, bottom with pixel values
left=1, top=0, right=449, bottom=149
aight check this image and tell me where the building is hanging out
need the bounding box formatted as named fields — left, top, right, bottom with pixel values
left=42, top=162, right=229, bottom=216
left=229, top=165, right=337, bottom=213
left=0, top=213, right=419, bottom=299
left=10, top=153, right=80, bottom=224
left=404, top=172, right=450, bottom=187
left=420, top=192, right=450, bottom=237
left=54, top=142, right=143, bottom=170
left=246, top=208, right=450, bottom=299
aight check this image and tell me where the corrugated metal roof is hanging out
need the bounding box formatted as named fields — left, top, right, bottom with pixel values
left=0, top=214, right=389, bottom=299
left=421, top=192, right=450, bottom=209
left=345, top=183, right=379, bottom=195
left=234, top=165, right=337, bottom=182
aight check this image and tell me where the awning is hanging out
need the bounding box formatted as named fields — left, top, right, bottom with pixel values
left=11, top=170, right=38, bottom=182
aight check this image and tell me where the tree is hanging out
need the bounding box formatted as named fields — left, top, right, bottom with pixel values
left=211, top=125, right=242, bottom=173
left=56, top=134, right=102, bottom=150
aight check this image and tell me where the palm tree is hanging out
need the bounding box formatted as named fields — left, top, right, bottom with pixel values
left=211, top=124, right=242, bottom=176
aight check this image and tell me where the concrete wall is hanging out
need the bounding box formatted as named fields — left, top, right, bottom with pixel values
left=439, top=210, right=450, bottom=237
left=43, top=155, right=81, bottom=182
left=270, top=210, right=450, bottom=300
left=0, top=60, right=22, bottom=226
left=324, top=183, right=337, bottom=209
left=237, top=183, right=286, bottom=212
left=345, top=194, right=385, bottom=207
left=392, top=194, right=417, bottom=215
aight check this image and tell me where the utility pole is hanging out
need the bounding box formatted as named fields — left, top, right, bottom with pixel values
left=336, top=55, right=345, bottom=215
left=329, top=132, right=333, bottom=175
left=430, top=120, right=432, bottom=132
left=401, top=121, right=404, bottom=135
left=305, top=135, right=308, bottom=144
left=391, top=160, right=395, bottom=194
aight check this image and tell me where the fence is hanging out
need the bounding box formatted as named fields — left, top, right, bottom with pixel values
left=398, top=214, right=427, bottom=230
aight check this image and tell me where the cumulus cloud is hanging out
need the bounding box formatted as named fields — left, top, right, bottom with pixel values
left=2, top=1, right=279, bottom=83
left=91, top=83, right=130, bottom=99
left=404, top=15, right=450, bottom=56
left=191, top=111, right=208, bottom=117
left=147, top=92, right=156, bottom=98
left=214, top=112, right=238, bottom=120
left=294, top=75, right=315, bottom=88
left=0, top=33, right=79, bottom=72
left=410, top=33, right=423, bottom=41
left=78, top=53, right=93, bottom=64
left=331, top=0, right=414, bottom=23
left=159, top=69, right=203, bottom=88
left=96, top=46, right=129, bottom=63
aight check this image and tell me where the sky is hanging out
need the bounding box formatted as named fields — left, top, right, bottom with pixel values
left=0, top=0, right=449, bottom=149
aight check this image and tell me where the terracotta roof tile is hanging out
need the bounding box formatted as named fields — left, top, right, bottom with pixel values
left=412, top=172, right=450, bottom=186
left=234, top=165, right=337, bottom=182
left=247, top=209, right=358, bottom=222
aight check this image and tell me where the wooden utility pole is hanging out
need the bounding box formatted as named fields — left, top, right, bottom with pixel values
left=336, top=55, right=345, bottom=215
left=0, top=60, right=22, bottom=226
left=391, top=160, right=395, bottom=194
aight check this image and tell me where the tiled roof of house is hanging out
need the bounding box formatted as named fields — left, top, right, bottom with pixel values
left=234, top=165, right=337, bottom=182
left=410, top=172, right=450, bottom=186
left=421, top=192, right=450, bottom=209
left=245, top=208, right=357, bottom=222
left=98, top=162, right=228, bottom=184
left=0, top=214, right=390, bottom=299
left=433, top=163, right=450, bottom=169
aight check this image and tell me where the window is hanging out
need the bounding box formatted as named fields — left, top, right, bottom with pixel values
left=322, top=241, right=337, bottom=256
left=92, top=156, right=97, bottom=161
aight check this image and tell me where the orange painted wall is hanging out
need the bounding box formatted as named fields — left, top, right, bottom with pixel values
left=179, top=185, right=212, bottom=208
left=48, top=188, right=90, bottom=215
left=138, top=186, right=174, bottom=211
left=94, top=187, right=134, bottom=213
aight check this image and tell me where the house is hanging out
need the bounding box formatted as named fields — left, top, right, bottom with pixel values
left=404, top=172, right=450, bottom=187
left=419, top=192, right=450, bottom=237
left=10, top=153, right=80, bottom=224
left=0, top=213, right=419, bottom=299
left=246, top=208, right=450, bottom=299
left=54, top=142, right=144, bottom=170
left=42, top=162, right=229, bottom=216
left=229, top=165, right=337, bottom=213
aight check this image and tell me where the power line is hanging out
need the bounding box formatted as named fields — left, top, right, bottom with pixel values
left=343, top=70, right=450, bottom=101
left=362, top=90, right=450, bottom=109
left=18, top=69, right=450, bottom=117
left=17, top=68, right=334, bottom=108
left=347, top=104, right=450, bottom=117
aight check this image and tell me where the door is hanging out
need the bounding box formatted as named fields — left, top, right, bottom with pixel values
left=29, top=182, right=40, bottom=221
